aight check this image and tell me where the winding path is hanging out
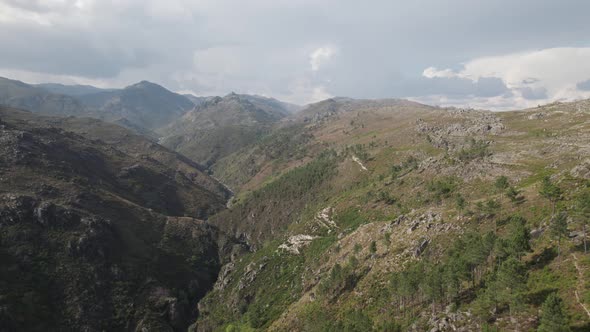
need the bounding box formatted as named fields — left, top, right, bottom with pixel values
left=571, top=253, right=590, bottom=319
left=352, top=155, right=368, bottom=171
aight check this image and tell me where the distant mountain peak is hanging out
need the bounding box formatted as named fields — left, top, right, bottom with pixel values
left=125, top=80, right=164, bottom=90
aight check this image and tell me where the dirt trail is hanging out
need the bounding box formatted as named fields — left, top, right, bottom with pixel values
left=571, top=253, right=590, bottom=319
left=352, top=155, right=368, bottom=171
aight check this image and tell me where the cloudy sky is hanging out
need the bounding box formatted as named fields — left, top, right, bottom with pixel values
left=1, top=0, right=589, bottom=109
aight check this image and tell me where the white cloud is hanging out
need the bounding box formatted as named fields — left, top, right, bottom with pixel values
left=311, top=86, right=332, bottom=102
left=309, top=46, right=337, bottom=72
left=421, top=47, right=590, bottom=110
left=422, top=67, right=458, bottom=79
left=0, top=1, right=52, bottom=25
left=2, top=1, right=590, bottom=108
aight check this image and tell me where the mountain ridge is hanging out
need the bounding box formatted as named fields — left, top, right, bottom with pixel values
left=0, top=105, right=237, bottom=331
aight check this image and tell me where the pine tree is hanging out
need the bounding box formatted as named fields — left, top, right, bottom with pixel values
left=506, top=215, right=531, bottom=260
left=538, top=293, right=570, bottom=332
left=495, top=175, right=509, bottom=206
left=484, top=199, right=501, bottom=233
left=550, top=211, right=569, bottom=260
left=539, top=176, right=562, bottom=217
left=424, top=264, right=445, bottom=313
left=495, top=257, right=527, bottom=316
left=576, top=190, right=590, bottom=253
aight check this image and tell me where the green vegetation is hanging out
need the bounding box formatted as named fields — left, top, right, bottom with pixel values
left=212, top=150, right=340, bottom=246
left=388, top=214, right=536, bottom=324
left=538, top=293, right=571, bottom=332
left=539, top=175, right=563, bottom=216
left=195, top=99, right=590, bottom=332
left=427, top=176, right=459, bottom=203
left=456, top=138, right=490, bottom=161
left=575, top=189, right=590, bottom=253
left=347, top=144, right=370, bottom=162
left=319, top=258, right=361, bottom=301
left=212, top=124, right=312, bottom=189
left=252, top=149, right=338, bottom=200
left=494, top=175, right=509, bottom=192
left=506, top=186, right=525, bottom=204
left=370, top=241, right=377, bottom=254
left=390, top=156, right=419, bottom=179
left=8, top=74, right=590, bottom=332
left=550, top=211, right=569, bottom=259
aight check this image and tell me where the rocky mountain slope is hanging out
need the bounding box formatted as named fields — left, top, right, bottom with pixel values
left=4, top=89, right=590, bottom=331
left=77, top=81, right=195, bottom=130
left=0, top=77, right=90, bottom=117
left=35, top=83, right=113, bottom=96
left=191, top=98, right=590, bottom=331
left=0, top=78, right=196, bottom=134
left=158, top=93, right=296, bottom=167
left=0, top=78, right=301, bottom=156
left=0, top=106, right=232, bottom=331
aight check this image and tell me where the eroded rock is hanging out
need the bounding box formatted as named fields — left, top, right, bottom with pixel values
left=278, top=235, right=318, bottom=255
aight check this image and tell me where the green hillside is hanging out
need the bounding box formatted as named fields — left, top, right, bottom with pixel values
left=192, top=99, right=590, bottom=331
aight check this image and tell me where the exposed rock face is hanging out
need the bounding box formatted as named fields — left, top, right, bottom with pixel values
left=416, top=110, right=504, bottom=153
left=571, top=159, right=590, bottom=179
left=423, top=308, right=477, bottom=332
left=313, top=206, right=339, bottom=232
left=278, top=235, right=318, bottom=255
left=528, top=112, right=546, bottom=120
left=214, top=262, right=236, bottom=291
left=0, top=194, right=221, bottom=331
left=352, top=155, right=368, bottom=171
left=237, top=259, right=268, bottom=291
left=0, top=107, right=229, bottom=331
left=158, top=93, right=292, bottom=167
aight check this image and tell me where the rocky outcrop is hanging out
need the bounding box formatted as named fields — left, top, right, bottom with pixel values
left=423, top=308, right=477, bottom=332
left=416, top=110, right=504, bottom=153
left=312, top=206, right=339, bottom=232
left=278, top=235, right=318, bottom=255
left=238, top=259, right=268, bottom=291
left=413, top=238, right=430, bottom=257
left=571, top=159, right=590, bottom=179
left=0, top=108, right=228, bottom=332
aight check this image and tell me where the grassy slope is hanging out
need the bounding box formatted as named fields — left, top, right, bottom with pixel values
left=195, top=100, right=590, bottom=331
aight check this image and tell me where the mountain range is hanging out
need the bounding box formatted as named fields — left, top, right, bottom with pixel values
left=1, top=77, right=590, bottom=331
left=0, top=77, right=301, bottom=166
left=158, top=92, right=299, bottom=167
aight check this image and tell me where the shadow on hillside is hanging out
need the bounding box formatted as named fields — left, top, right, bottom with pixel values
left=457, top=287, right=478, bottom=305
left=572, top=242, right=589, bottom=253
left=526, top=288, right=558, bottom=306
left=572, top=322, right=590, bottom=332
left=528, top=247, right=557, bottom=270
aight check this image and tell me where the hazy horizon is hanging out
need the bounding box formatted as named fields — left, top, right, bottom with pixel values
left=1, top=0, right=589, bottom=110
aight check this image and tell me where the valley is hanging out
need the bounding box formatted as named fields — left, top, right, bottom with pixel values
left=1, top=80, right=590, bottom=332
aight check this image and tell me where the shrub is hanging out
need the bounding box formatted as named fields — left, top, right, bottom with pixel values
left=370, top=241, right=377, bottom=254
left=456, top=138, right=490, bottom=161
left=427, top=177, right=459, bottom=202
